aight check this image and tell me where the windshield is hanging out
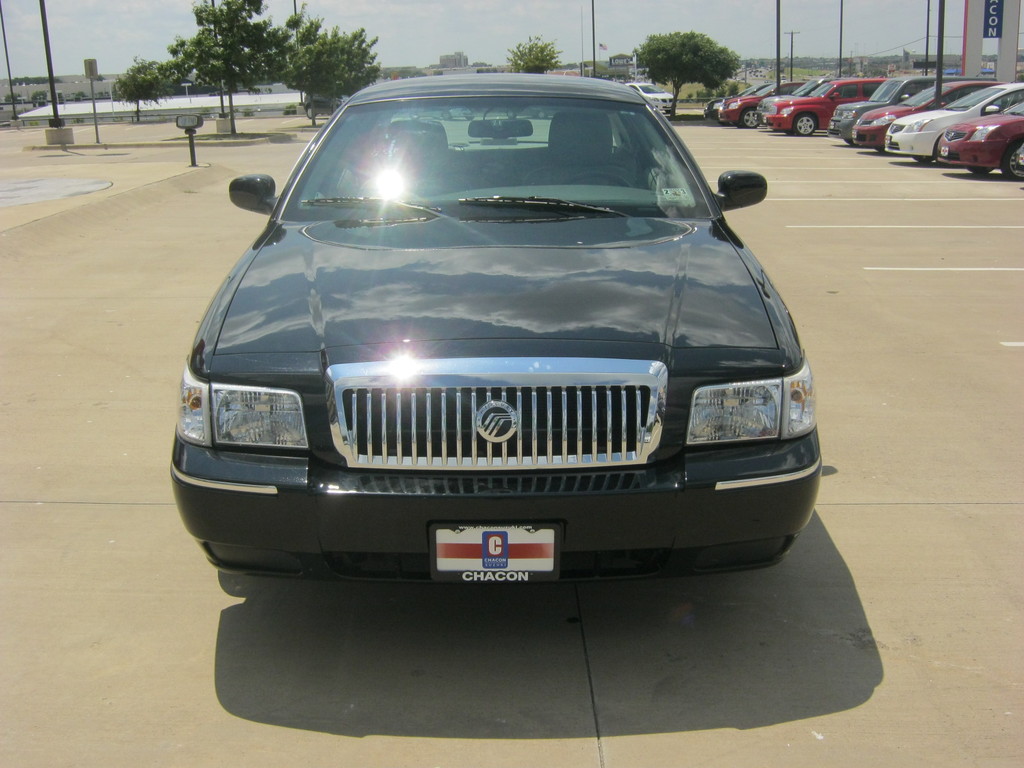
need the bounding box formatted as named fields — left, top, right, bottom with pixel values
left=808, top=82, right=834, bottom=97
left=753, top=83, right=777, bottom=96
left=790, top=81, right=823, bottom=97
left=903, top=86, right=937, bottom=107
left=284, top=96, right=712, bottom=221
left=866, top=79, right=904, bottom=103
left=945, top=86, right=1002, bottom=111
left=635, top=84, right=661, bottom=94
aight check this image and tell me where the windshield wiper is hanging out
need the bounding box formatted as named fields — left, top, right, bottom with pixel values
left=300, top=196, right=443, bottom=222
left=458, top=195, right=627, bottom=217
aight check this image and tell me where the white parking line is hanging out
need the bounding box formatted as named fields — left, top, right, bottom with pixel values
left=864, top=267, right=1024, bottom=271
left=770, top=201, right=1024, bottom=204
left=1000, top=342, right=1024, bottom=347
left=791, top=225, right=1024, bottom=229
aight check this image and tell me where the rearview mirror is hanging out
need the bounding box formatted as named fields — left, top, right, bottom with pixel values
left=468, top=119, right=534, bottom=140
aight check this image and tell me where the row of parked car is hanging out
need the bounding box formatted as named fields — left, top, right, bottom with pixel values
left=705, top=75, right=1024, bottom=178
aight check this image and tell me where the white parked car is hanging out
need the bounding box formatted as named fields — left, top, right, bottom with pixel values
left=626, top=82, right=673, bottom=115
left=885, top=82, right=1024, bottom=163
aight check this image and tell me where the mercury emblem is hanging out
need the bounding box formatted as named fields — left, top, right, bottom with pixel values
left=475, top=400, right=519, bottom=443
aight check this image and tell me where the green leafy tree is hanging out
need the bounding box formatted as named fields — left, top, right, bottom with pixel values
left=168, top=0, right=291, bottom=134
left=636, top=32, right=740, bottom=117
left=114, top=58, right=174, bottom=122
left=284, top=7, right=380, bottom=126
left=507, top=36, right=562, bottom=74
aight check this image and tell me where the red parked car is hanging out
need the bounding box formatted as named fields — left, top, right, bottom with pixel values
left=853, top=80, right=996, bottom=152
left=937, top=101, right=1024, bottom=176
left=718, top=81, right=804, bottom=128
left=763, top=78, right=885, bottom=135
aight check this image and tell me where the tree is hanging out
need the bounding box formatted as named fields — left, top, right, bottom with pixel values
left=507, top=36, right=562, bottom=74
left=636, top=32, right=740, bottom=117
left=168, top=0, right=291, bottom=134
left=283, top=8, right=380, bottom=126
left=114, top=58, right=174, bottom=122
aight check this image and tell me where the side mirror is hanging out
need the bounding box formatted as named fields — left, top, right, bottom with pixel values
left=716, top=171, right=767, bottom=211
left=982, top=104, right=1002, bottom=115
left=229, top=174, right=277, bottom=215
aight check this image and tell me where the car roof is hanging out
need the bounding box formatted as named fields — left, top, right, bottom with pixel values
left=346, top=74, right=649, bottom=107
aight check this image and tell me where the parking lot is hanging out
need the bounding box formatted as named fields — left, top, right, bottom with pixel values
left=1, top=116, right=1021, bottom=767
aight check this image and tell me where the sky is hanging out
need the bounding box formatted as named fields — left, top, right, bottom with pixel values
left=0, top=0, right=1018, bottom=79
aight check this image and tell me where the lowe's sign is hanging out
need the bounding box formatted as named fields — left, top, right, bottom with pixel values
left=985, top=0, right=1004, bottom=38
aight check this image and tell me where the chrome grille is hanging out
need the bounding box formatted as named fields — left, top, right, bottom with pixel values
left=327, top=358, right=667, bottom=471
left=944, top=129, right=969, bottom=142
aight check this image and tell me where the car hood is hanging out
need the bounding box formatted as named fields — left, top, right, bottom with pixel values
left=861, top=104, right=917, bottom=122
left=945, top=113, right=1024, bottom=132
left=892, top=108, right=962, bottom=126
left=212, top=216, right=777, bottom=357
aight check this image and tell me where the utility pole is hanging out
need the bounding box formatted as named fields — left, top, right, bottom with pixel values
left=785, top=31, right=800, bottom=81
left=837, top=0, right=845, bottom=76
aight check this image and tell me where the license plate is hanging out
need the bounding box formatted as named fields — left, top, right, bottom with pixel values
left=430, top=524, right=559, bottom=582
left=939, top=145, right=949, bottom=157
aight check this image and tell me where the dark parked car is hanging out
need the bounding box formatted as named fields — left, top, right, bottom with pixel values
left=173, top=75, right=820, bottom=583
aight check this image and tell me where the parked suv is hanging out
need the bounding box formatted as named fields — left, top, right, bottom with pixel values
left=764, top=78, right=886, bottom=135
left=719, top=81, right=804, bottom=128
left=755, top=77, right=833, bottom=127
left=828, top=76, right=961, bottom=144
left=852, top=80, right=997, bottom=152
left=704, top=83, right=764, bottom=121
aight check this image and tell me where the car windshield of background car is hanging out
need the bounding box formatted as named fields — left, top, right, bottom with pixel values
left=945, top=86, right=1004, bottom=111
left=865, top=79, right=906, bottom=103
left=902, top=86, right=940, bottom=107
left=789, top=81, right=822, bottom=97
left=284, top=96, right=711, bottom=221
left=808, top=82, right=835, bottom=97
left=753, top=83, right=776, bottom=96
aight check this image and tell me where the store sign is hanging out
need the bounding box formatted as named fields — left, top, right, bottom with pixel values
left=985, top=0, right=1004, bottom=38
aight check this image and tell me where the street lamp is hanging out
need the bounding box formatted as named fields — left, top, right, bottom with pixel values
left=1, top=0, right=18, bottom=119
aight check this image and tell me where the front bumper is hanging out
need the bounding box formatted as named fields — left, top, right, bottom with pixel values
left=937, top=140, right=1003, bottom=168
left=765, top=114, right=794, bottom=132
left=885, top=129, right=939, bottom=156
left=172, top=432, right=821, bottom=580
left=854, top=125, right=887, bottom=148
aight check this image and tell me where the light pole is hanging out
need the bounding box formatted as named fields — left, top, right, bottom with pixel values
left=837, top=0, right=845, bottom=76
left=591, top=0, right=597, bottom=78
left=1, top=0, right=18, bottom=119
left=38, top=0, right=62, bottom=128
left=786, top=31, right=800, bottom=81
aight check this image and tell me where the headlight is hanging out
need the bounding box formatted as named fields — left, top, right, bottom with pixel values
left=178, top=367, right=211, bottom=446
left=725, top=100, right=738, bottom=110
left=686, top=362, right=815, bottom=445
left=177, top=367, right=308, bottom=449
left=906, top=118, right=934, bottom=133
left=971, top=125, right=996, bottom=141
left=863, top=113, right=897, bottom=127
left=780, top=106, right=794, bottom=116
